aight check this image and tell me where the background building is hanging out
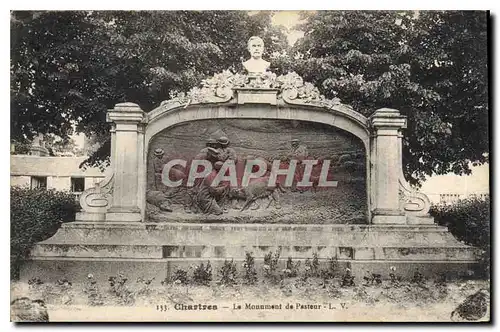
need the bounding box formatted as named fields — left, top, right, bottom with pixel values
left=10, top=134, right=107, bottom=200
left=10, top=155, right=106, bottom=200
left=420, top=164, right=489, bottom=204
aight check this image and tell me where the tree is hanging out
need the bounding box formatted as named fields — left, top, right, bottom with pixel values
left=43, top=135, right=82, bottom=156
left=273, top=11, right=488, bottom=185
left=11, top=10, right=288, bottom=166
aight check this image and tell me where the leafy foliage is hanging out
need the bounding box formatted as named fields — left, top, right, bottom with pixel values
left=11, top=10, right=287, bottom=167
left=10, top=139, right=31, bottom=155
left=10, top=187, right=78, bottom=279
left=192, top=261, right=213, bottom=286
left=170, top=268, right=189, bottom=285
left=263, top=249, right=281, bottom=283
left=284, top=257, right=300, bottom=278
left=217, top=259, right=238, bottom=286
left=83, top=274, right=104, bottom=306
left=430, top=196, right=490, bottom=276
left=341, top=268, right=356, bottom=287
left=274, top=11, right=488, bottom=184
left=135, top=277, right=155, bottom=296
left=321, top=256, right=339, bottom=280
left=242, top=252, right=258, bottom=285
left=43, top=134, right=83, bottom=156
left=108, top=273, right=134, bottom=305
left=304, top=253, right=320, bottom=279
left=362, top=273, right=383, bottom=286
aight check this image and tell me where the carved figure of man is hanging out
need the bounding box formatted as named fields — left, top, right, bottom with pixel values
left=217, top=136, right=237, bottom=163
left=195, top=161, right=227, bottom=215
left=191, top=146, right=220, bottom=189
left=194, top=140, right=221, bottom=165
left=289, top=139, right=308, bottom=162
left=197, top=138, right=219, bottom=157
left=152, top=148, right=168, bottom=191
left=243, top=36, right=270, bottom=74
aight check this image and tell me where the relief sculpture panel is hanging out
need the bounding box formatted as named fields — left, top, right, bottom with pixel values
left=146, top=119, right=367, bottom=224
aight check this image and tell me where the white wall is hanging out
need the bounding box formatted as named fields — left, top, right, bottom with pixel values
left=10, top=155, right=107, bottom=194
left=48, top=176, right=71, bottom=191
left=10, top=176, right=30, bottom=188
left=85, top=177, right=104, bottom=189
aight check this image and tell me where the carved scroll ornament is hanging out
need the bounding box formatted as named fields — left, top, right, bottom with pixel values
left=163, top=70, right=343, bottom=109
left=79, top=174, right=114, bottom=213
left=398, top=171, right=431, bottom=216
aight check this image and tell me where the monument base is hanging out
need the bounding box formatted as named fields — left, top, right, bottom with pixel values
left=20, top=221, right=481, bottom=283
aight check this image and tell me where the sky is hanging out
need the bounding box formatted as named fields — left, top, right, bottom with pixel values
left=270, top=11, right=305, bottom=45
left=420, top=163, right=489, bottom=199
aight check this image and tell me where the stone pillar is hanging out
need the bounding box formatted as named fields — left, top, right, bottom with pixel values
left=370, top=108, right=407, bottom=224
left=106, top=102, right=145, bottom=222
left=137, top=123, right=146, bottom=220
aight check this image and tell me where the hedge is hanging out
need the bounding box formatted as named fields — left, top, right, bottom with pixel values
left=430, top=196, right=490, bottom=277
left=11, top=187, right=78, bottom=279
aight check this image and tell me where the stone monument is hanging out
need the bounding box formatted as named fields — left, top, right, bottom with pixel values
left=29, top=133, right=49, bottom=157
left=21, top=38, right=481, bottom=282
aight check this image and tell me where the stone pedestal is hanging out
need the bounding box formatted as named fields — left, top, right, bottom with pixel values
left=370, top=108, right=407, bottom=224
left=105, top=102, right=145, bottom=222
left=29, top=133, right=49, bottom=156
left=21, top=222, right=482, bottom=283
left=29, top=145, right=49, bottom=157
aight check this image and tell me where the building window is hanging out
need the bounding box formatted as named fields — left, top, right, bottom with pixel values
left=71, top=177, right=85, bottom=193
left=31, top=176, right=47, bottom=189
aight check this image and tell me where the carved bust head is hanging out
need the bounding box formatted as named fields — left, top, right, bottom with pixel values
left=247, top=36, right=264, bottom=60
left=243, top=36, right=270, bottom=74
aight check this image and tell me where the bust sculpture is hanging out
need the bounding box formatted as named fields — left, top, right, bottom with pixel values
left=242, top=36, right=270, bottom=74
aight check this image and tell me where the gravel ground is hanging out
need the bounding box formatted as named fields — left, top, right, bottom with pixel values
left=11, top=277, right=490, bottom=322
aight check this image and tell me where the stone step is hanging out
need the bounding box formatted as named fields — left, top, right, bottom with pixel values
left=22, top=221, right=481, bottom=283
left=41, top=222, right=463, bottom=247
left=31, top=243, right=480, bottom=262
left=20, top=256, right=480, bottom=283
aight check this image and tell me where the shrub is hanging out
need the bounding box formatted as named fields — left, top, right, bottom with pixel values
left=263, top=249, right=281, bottom=283
left=362, top=272, right=382, bottom=286
left=192, top=261, right=212, bottom=286
left=410, top=271, right=426, bottom=285
left=242, top=252, right=258, bottom=285
left=430, top=196, right=490, bottom=277
left=284, top=257, right=300, bottom=278
left=83, top=274, right=103, bottom=306
left=136, top=277, right=155, bottom=296
left=108, top=273, right=134, bottom=305
left=389, top=266, right=402, bottom=287
left=304, top=253, right=320, bottom=278
left=218, top=260, right=238, bottom=286
left=321, top=256, right=339, bottom=280
left=340, top=267, right=355, bottom=287
left=170, top=268, right=189, bottom=285
left=11, top=187, right=78, bottom=279
left=28, top=277, right=44, bottom=288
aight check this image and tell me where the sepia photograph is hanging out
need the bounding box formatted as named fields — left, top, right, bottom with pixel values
left=8, top=8, right=490, bottom=323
